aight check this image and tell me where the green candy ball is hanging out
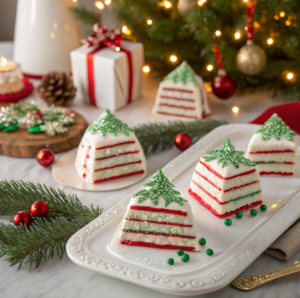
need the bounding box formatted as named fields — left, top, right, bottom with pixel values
left=206, top=249, right=214, bottom=256
left=177, top=249, right=184, bottom=256
left=236, top=212, right=243, bottom=219
left=224, top=219, right=232, bottom=226
left=199, top=238, right=206, bottom=245
left=260, top=204, right=267, bottom=212
left=167, top=258, right=174, bottom=265
left=250, top=209, right=257, bottom=217
left=181, top=254, right=190, bottom=263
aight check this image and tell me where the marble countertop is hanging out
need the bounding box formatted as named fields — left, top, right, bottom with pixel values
left=0, top=42, right=299, bottom=298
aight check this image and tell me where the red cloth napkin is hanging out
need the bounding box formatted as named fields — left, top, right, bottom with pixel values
left=249, top=102, right=300, bottom=134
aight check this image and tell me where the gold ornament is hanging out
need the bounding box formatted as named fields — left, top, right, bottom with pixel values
left=236, top=42, right=267, bottom=75
left=177, top=0, right=198, bottom=17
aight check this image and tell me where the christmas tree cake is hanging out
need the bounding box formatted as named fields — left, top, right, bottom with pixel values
left=75, top=109, right=147, bottom=184
left=189, top=138, right=263, bottom=218
left=119, top=169, right=201, bottom=252
left=247, top=114, right=297, bottom=176
left=152, top=61, right=211, bottom=120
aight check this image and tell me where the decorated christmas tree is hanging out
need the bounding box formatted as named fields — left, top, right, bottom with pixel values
left=71, top=0, right=300, bottom=101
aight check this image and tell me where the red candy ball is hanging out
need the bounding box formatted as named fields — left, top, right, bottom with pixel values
left=212, top=74, right=236, bottom=100
left=35, top=110, right=43, bottom=118
left=174, top=133, right=192, bottom=151
left=13, top=211, right=33, bottom=227
left=30, top=201, right=49, bottom=218
left=36, top=149, right=55, bottom=167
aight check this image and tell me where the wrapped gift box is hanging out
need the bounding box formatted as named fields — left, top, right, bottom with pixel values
left=71, top=41, right=144, bottom=111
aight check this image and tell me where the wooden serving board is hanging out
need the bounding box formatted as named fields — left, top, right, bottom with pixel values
left=0, top=111, right=87, bottom=158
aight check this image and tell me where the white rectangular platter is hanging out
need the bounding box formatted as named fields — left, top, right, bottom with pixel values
left=67, top=124, right=300, bottom=296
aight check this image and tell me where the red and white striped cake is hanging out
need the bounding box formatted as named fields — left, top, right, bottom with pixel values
left=75, top=109, right=146, bottom=184
left=119, top=169, right=201, bottom=252
left=152, top=61, right=211, bottom=120
left=247, top=114, right=297, bottom=176
left=189, top=138, right=263, bottom=218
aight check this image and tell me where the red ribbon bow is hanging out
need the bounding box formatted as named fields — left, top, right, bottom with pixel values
left=82, top=23, right=122, bottom=50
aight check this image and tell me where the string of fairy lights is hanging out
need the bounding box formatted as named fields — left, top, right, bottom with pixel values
left=92, top=0, right=296, bottom=85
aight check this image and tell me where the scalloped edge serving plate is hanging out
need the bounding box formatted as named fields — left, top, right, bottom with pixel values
left=67, top=124, right=300, bottom=296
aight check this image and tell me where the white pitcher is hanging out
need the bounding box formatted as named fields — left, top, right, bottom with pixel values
left=13, top=0, right=82, bottom=77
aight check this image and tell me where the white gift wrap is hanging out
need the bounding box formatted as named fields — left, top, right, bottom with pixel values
left=71, top=41, right=144, bottom=111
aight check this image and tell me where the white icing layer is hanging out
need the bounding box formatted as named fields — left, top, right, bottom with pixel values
left=248, top=152, right=296, bottom=163
left=257, top=163, right=295, bottom=174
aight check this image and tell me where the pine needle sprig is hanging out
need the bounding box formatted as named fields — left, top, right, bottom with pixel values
left=69, top=6, right=99, bottom=27
left=134, top=118, right=227, bottom=157
left=0, top=180, right=102, bottom=219
left=0, top=216, right=96, bottom=270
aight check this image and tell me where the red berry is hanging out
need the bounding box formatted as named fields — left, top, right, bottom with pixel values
left=26, top=112, right=33, bottom=118
left=30, top=201, right=49, bottom=218
left=13, top=211, right=33, bottom=227
left=35, top=110, right=43, bottom=118
left=36, top=149, right=55, bottom=167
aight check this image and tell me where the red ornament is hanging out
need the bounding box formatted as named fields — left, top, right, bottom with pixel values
left=27, top=110, right=43, bottom=118
left=13, top=211, right=33, bottom=227
left=35, top=110, right=43, bottom=118
left=30, top=200, right=49, bottom=218
left=212, top=74, right=236, bottom=100
left=36, top=149, right=55, bottom=167
left=174, top=133, right=192, bottom=151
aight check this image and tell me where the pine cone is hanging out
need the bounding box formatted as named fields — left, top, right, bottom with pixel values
left=38, top=71, right=77, bottom=107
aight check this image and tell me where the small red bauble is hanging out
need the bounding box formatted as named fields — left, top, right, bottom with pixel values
left=174, top=133, right=192, bottom=151
left=35, top=110, right=43, bottom=118
left=212, top=74, right=236, bottom=100
left=30, top=200, right=49, bottom=218
left=13, top=211, right=33, bottom=227
left=36, top=149, right=55, bottom=167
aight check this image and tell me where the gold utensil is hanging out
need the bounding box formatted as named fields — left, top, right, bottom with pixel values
left=231, top=260, right=300, bottom=290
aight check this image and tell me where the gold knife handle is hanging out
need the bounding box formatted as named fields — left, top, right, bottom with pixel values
left=231, top=260, right=300, bottom=291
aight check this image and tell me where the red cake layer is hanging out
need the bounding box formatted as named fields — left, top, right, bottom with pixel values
left=260, top=171, right=294, bottom=176
left=162, top=87, right=193, bottom=93
left=158, top=103, right=196, bottom=110
left=96, top=141, right=135, bottom=150
left=200, top=161, right=256, bottom=180
left=125, top=218, right=193, bottom=227
left=93, top=170, right=144, bottom=183
left=122, top=230, right=196, bottom=239
left=156, top=111, right=198, bottom=119
left=248, top=150, right=294, bottom=154
left=160, top=95, right=195, bottom=102
left=188, top=189, right=263, bottom=218
left=130, top=206, right=188, bottom=216
left=95, top=151, right=140, bottom=161
left=120, top=240, right=198, bottom=251
left=94, top=160, right=142, bottom=172
left=195, top=170, right=259, bottom=192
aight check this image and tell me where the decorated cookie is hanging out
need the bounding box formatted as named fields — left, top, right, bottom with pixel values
left=247, top=113, right=297, bottom=176
left=189, top=138, right=263, bottom=218
left=152, top=61, right=211, bottom=120
left=119, top=169, right=201, bottom=252
left=75, top=109, right=147, bottom=184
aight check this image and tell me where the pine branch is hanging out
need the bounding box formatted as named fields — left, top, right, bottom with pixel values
left=134, top=118, right=227, bottom=157
left=0, top=216, right=97, bottom=270
left=0, top=180, right=102, bottom=219
left=69, top=6, right=99, bottom=27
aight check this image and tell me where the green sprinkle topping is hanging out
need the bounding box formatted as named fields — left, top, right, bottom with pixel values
left=177, top=249, right=184, bottom=256
left=260, top=204, right=267, bottom=211
left=236, top=212, right=243, bottom=219
left=206, top=249, right=214, bottom=256
left=181, top=253, right=190, bottom=263
left=202, top=138, right=256, bottom=168
left=134, top=169, right=187, bottom=207
left=87, top=108, right=134, bottom=136
left=256, top=113, right=296, bottom=141
left=224, top=219, right=232, bottom=226
left=163, top=61, right=197, bottom=86
left=167, top=258, right=174, bottom=265
left=199, top=238, right=206, bottom=245
left=250, top=209, right=257, bottom=217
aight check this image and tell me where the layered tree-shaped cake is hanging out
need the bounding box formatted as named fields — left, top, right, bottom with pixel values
left=119, top=169, right=201, bottom=252
left=189, top=138, right=263, bottom=218
left=75, top=109, right=147, bottom=184
left=247, top=114, right=297, bottom=176
left=152, top=61, right=211, bottom=120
